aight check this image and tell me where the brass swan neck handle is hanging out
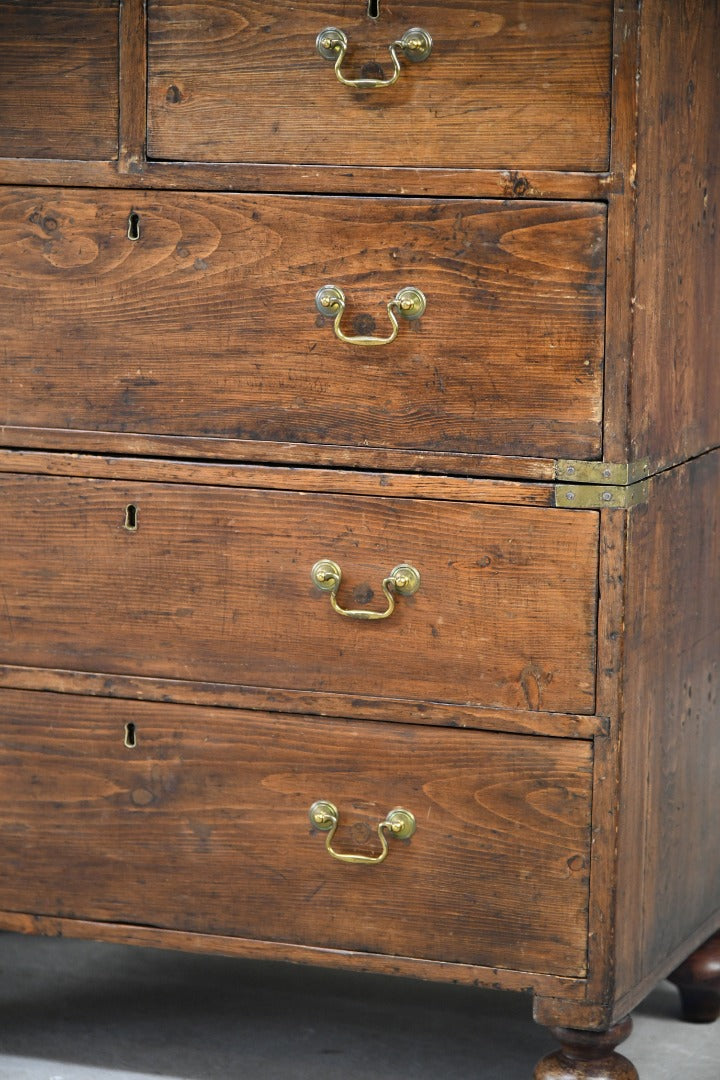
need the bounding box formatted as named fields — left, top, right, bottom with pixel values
left=309, top=801, right=416, bottom=865
left=311, top=559, right=421, bottom=621
left=315, top=285, right=426, bottom=347
left=316, top=27, right=433, bottom=89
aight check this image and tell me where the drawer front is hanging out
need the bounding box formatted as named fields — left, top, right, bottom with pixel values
left=0, top=188, right=606, bottom=460
left=0, top=474, right=599, bottom=715
left=0, top=690, right=594, bottom=976
left=0, top=1, right=119, bottom=161
left=147, top=0, right=612, bottom=171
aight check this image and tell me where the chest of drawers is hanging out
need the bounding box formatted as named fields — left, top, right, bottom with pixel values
left=0, top=2, right=718, bottom=1076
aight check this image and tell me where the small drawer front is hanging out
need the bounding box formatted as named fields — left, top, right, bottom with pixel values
left=147, top=0, right=612, bottom=171
left=0, top=690, right=594, bottom=977
left=0, top=1, right=119, bottom=161
left=0, top=474, right=599, bottom=715
left=0, top=188, right=606, bottom=461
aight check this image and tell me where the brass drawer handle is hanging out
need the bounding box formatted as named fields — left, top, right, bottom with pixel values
left=315, top=284, right=426, bottom=347
left=315, top=27, right=432, bottom=89
left=311, top=559, right=420, bottom=620
left=309, top=801, right=416, bottom=865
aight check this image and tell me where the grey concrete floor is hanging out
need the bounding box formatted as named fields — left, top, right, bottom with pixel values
left=0, top=933, right=716, bottom=1079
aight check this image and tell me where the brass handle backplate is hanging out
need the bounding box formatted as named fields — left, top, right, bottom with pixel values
left=316, top=27, right=432, bottom=88
left=309, top=800, right=416, bottom=864
left=311, top=559, right=420, bottom=620
left=315, top=284, right=426, bottom=347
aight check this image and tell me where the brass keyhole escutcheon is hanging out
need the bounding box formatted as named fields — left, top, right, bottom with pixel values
left=127, top=211, right=140, bottom=241
left=123, top=503, right=138, bottom=531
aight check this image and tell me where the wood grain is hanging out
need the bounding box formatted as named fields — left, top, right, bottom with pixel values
left=611, top=909, right=720, bottom=1028
left=0, top=474, right=600, bottom=715
left=0, top=664, right=608, bottom=740
left=0, top=689, right=594, bottom=976
left=147, top=0, right=612, bottom=171
left=0, top=188, right=606, bottom=460
left=600, top=0, right=641, bottom=463
left=119, top=0, right=147, bottom=172
left=628, top=0, right=720, bottom=471
left=582, top=511, right=628, bottom=1015
left=0, top=158, right=620, bottom=200
left=615, top=451, right=720, bottom=1006
left=0, top=449, right=556, bottom=505
left=0, top=1, right=119, bottom=161
left=0, top=911, right=586, bottom=996
left=535, top=1017, right=638, bottom=1079
left=0, top=429, right=559, bottom=481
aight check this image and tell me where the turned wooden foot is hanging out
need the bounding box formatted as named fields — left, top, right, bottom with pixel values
left=668, top=930, right=720, bottom=1023
left=534, top=1016, right=638, bottom=1080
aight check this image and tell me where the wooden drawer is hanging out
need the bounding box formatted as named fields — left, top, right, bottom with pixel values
left=0, top=1, right=119, bottom=161
left=0, top=188, right=606, bottom=461
left=0, top=473, right=599, bottom=716
left=0, top=689, right=594, bottom=976
left=147, top=0, right=612, bottom=171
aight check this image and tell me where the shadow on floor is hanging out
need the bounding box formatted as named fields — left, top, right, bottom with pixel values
left=0, top=934, right=715, bottom=1079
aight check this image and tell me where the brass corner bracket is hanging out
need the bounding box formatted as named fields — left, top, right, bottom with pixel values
left=555, top=458, right=651, bottom=486
left=555, top=480, right=649, bottom=510
left=554, top=458, right=651, bottom=510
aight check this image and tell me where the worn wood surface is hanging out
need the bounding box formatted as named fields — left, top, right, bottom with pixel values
left=0, top=689, right=594, bottom=976
left=600, top=0, right=640, bottom=464
left=0, top=449, right=556, bottom=506
left=0, top=1, right=119, bottom=161
left=0, top=911, right=587, bottom=996
left=147, top=0, right=612, bottom=170
left=0, top=1, right=717, bottom=1061
left=535, top=911, right=720, bottom=1034
left=0, top=188, right=606, bottom=460
left=0, top=665, right=608, bottom=740
left=614, top=451, right=720, bottom=1008
left=0, top=474, right=599, bottom=715
left=629, top=0, right=720, bottom=470
left=119, top=0, right=147, bottom=172
left=0, top=429, right=559, bottom=481
left=535, top=1018, right=638, bottom=1080
left=579, top=511, right=627, bottom=1018
left=0, top=158, right=620, bottom=199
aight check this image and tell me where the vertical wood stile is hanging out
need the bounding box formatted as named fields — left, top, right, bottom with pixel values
left=602, top=0, right=641, bottom=464
left=119, top=0, right=147, bottom=172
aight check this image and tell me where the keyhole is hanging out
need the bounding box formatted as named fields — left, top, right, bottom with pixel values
left=124, top=722, right=137, bottom=749
left=367, top=0, right=380, bottom=17
left=124, top=503, right=138, bottom=531
left=127, top=211, right=140, bottom=241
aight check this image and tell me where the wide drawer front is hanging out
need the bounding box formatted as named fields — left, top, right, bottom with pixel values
left=0, top=690, right=593, bottom=976
left=147, top=0, right=612, bottom=171
left=0, top=188, right=606, bottom=461
left=0, top=474, right=599, bottom=715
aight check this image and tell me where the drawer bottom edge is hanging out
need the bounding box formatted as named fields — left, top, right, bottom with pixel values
left=0, top=910, right=588, bottom=999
